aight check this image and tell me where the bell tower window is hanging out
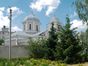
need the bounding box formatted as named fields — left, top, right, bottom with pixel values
left=29, top=24, right=31, bottom=30
left=36, top=25, right=38, bottom=31
left=24, top=24, right=25, bottom=31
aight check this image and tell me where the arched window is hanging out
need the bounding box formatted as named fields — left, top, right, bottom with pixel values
left=36, top=25, right=38, bottom=31
left=29, top=24, right=31, bottom=30
left=24, top=24, right=25, bottom=30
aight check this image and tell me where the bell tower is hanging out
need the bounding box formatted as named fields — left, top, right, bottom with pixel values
left=48, top=16, right=61, bottom=31
left=23, top=14, right=40, bottom=34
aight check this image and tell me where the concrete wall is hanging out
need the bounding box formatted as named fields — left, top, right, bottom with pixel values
left=0, top=45, right=30, bottom=58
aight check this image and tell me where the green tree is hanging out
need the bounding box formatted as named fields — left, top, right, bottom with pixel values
left=75, top=0, right=88, bottom=23
left=0, top=39, right=4, bottom=45
left=56, top=16, right=82, bottom=63
left=28, top=23, right=58, bottom=60
left=47, top=23, right=58, bottom=60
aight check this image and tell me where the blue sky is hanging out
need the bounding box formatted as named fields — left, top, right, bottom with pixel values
left=0, top=0, right=87, bottom=32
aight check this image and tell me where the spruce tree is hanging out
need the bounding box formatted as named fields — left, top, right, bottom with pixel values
left=56, top=16, right=82, bottom=63
left=47, top=23, right=58, bottom=60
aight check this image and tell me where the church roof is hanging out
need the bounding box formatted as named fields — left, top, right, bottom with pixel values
left=11, top=31, right=42, bottom=38
left=23, top=14, right=40, bottom=23
left=12, top=31, right=31, bottom=37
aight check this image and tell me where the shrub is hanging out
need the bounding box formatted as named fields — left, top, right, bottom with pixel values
left=28, top=38, right=49, bottom=59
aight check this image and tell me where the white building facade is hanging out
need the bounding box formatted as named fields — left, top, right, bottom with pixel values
left=0, top=14, right=61, bottom=46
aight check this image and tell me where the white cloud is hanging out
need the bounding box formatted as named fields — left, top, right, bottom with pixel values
left=0, top=7, right=5, bottom=12
left=0, top=7, right=5, bottom=17
left=12, top=26, right=22, bottom=32
left=30, top=0, right=60, bottom=16
left=46, top=6, right=55, bottom=16
left=7, top=7, right=23, bottom=19
left=71, top=19, right=87, bottom=32
left=0, top=7, right=9, bottom=30
left=0, top=7, right=23, bottom=31
left=7, top=7, right=23, bottom=15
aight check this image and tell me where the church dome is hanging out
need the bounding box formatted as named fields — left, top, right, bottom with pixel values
left=23, top=14, right=40, bottom=34
left=24, top=14, right=40, bottom=23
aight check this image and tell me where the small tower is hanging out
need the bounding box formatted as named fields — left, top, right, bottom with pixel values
left=2, top=26, right=9, bottom=32
left=1, top=26, right=9, bottom=39
left=48, top=16, right=61, bottom=31
left=23, top=14, right=40, bottom=34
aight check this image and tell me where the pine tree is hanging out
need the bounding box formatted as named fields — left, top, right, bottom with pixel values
left=56, top=16, right=82, bottom=63
left=47, top=23, right=58, bottom=60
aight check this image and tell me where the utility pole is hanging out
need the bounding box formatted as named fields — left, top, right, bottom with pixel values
left=9, top=8, right=12, bottom=60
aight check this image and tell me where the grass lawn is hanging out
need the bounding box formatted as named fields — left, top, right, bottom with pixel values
left=0, top=58, right=67, bottom=66
left=0, top=58, right=87, bottom=66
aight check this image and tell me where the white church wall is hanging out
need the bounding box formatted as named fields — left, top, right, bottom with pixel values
left=0, top=46, right=29, bottom=58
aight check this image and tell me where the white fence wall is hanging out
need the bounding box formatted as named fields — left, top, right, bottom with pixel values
left=0, top=46, right=30, bottom=58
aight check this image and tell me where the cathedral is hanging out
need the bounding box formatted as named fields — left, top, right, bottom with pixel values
left=0, top=14, right=61, bottom=46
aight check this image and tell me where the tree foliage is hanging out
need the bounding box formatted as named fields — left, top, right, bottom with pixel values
left=0, top=39, right=4, bottom=45
left=28, top=23, right=58, bottom=60
left=27, top=17, right=84, bottom=63
left=55, top=16, right=82, bottom=63
left=28, top=38, right=49, bottom=59
left=47, top=23, right=58, bottom=60
left=75, top=0, right=88, bottom=23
